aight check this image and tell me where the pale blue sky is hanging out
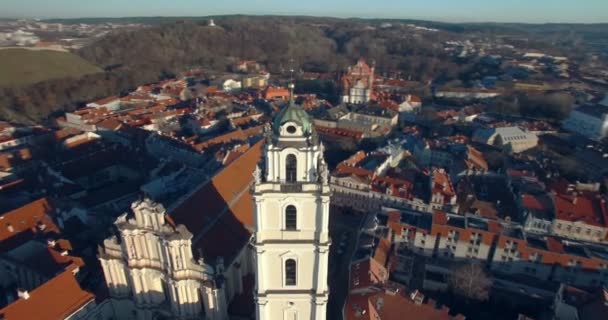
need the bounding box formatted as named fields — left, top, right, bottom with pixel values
left=2, top=0, right=607, bottom=23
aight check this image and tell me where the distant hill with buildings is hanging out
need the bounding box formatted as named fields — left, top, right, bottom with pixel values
left=0, top=15, right=606, bottom=124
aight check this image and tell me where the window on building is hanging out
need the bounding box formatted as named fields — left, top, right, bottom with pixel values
left=285, top=259, right=297, bottom=286
left=285, top=205, right=297, bottom=230
left=286, top=154, right=297, bottom=183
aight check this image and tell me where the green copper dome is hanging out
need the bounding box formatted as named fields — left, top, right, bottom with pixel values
left=272, top=86, right=313, bottom=135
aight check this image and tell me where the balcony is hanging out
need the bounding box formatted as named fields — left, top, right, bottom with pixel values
left=281, top=182, right=303, bottom=193
left=255, top=180, right=327, bottom=194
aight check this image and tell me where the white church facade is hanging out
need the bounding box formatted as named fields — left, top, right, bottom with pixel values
left=98, top=85, right=331, bottom=320
left=99, top=198, right=229, bottom=320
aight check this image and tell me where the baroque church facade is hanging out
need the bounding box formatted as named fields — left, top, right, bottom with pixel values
left=98, top=85, right=331, bottom=320
left=99, top=198, right=229, bottom=320
left=341, top=58, right=375, bottom=104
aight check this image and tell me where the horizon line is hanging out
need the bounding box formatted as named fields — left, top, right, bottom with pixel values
left=1, top=13, right=607, bottom=25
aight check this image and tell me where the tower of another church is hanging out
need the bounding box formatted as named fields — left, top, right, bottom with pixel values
left=252, top=84, right=331, bottom=320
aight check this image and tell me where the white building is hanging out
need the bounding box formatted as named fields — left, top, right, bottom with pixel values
left=252, top=86, right=331, bottom=320
left=472, top=126, right=538, bottom=153
left=222, top=79, right=242, bottom=92
left=341, top=59, right=374, bottom=104
left=563, top=104, right=608, bottom=141
left=99, top=198, right=228, bottom=320
left=86, top=96, right=121, bottom=111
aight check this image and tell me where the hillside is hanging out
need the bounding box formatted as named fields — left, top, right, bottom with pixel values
left=0, top=48, right=102, bottom=88
left=1, top=16, right=603, bottom=125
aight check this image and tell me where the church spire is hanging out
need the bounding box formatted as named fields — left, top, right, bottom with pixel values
left=288, top=82, right=295, bottom=107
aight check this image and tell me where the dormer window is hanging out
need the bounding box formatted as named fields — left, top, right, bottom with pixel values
left=287, top=125, right=297, bottom=134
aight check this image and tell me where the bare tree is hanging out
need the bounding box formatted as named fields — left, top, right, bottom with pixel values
left=448, top=261, right=492, bottom=302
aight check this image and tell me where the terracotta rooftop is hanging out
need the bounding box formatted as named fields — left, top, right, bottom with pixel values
left=192, top=125, right=264, bottom=152
left=263, top=87, right=290, bottom=100
left=349, top=257, right=388, bottom=291
left=432, top=169, right=455, bottom=198
left=345, top=282, right=464, bottom=320
left=168, top=140, right=262, bottom=263
left=0, top=198, right=59, bottom=244
left=521, top=194, right=552, bottom=212
left=90, top=96, right=119, bottom=105
left=0, top=266, right=95, bottom=320
left=553, top=192, right=608, bottom=227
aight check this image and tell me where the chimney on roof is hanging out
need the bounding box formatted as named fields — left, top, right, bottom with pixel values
left=47, top=239, right=56, bottom=247
left=17, top=289, right=29, bottom=300
left=410, top=290, right=425, bottom=305
left=385, top=287, right=399, bottom=296
left=6, top=223, right=13, bottom=233
left=60, top=250, right=69, bottom=256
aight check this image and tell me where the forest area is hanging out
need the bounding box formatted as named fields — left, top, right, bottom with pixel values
left=0, top=16, right=594, bottom=124
left=0, top=17, right=462, bottom=124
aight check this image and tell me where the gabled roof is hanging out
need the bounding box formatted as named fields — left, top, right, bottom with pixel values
left=345, top=282, right=464, bottom=320
left=0, top=198, right=59, bottom=244
left=168, top=140, right=262, bottom=264
left=90, top=96, right=119, bottom=105
left=0, top=266, right=94, bottom=320
left=349, top=257, right=388, bottom=291
left=553, top=192, right=608, bottom=227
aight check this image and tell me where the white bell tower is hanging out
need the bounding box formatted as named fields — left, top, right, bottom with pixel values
left=253, top=84, right=331, bottom=320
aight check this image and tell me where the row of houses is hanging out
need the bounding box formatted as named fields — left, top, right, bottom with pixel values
left=383, top=208, right=608, bottom=289
left=0, top=199, right=112, bottom=320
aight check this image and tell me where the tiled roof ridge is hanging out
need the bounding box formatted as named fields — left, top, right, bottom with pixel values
left=0, top=265, right=94, bottom=320
left=0, top=198, right=59, bottom=242
left=166, top=139, right=263, bottom=231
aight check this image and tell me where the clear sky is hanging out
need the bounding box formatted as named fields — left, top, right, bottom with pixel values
left=2, top=0, right=607, bottom=23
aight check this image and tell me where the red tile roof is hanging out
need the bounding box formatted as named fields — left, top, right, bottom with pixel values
left=432, top=169, right=455, bottom=199
left=345, top=282, right=464, bottom=320
left=349, top=257, right=388, bottom=291
left=0, top=198, right=59, bottom=243
left=263, top=87, right=290, bottom=100
left=192, top=126, right=264, bottom=152
left=553, top=193, right=608, bottom=227
left=168, top=140, right=262, bottom=262
left=0, top=266, right=94, bottom=320
left=97, top=118, right=123, bottom=131
left=521, top=194, right=551, bottom=212
left=315, top=126, right=364, bottom=141
left=91, top=96, right=119, bottom=105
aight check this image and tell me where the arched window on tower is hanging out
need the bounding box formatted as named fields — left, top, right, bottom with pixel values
left=285, top=259, right=297, bottom=286
left=285, top=205, right=297, bottom=230
left=286, top=154, right=297, bottom=183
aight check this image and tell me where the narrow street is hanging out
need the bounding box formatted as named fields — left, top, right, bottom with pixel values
left=326, top=207, right=366, bottom=320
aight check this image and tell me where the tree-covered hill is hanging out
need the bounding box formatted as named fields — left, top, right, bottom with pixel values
left=1, top=16, right=605, bottom=124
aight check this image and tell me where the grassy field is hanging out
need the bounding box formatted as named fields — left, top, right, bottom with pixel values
left=0, top=48, right=102, bottom=88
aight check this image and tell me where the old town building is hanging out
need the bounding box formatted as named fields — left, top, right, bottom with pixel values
left=341, top=59, right=375, bottom=104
